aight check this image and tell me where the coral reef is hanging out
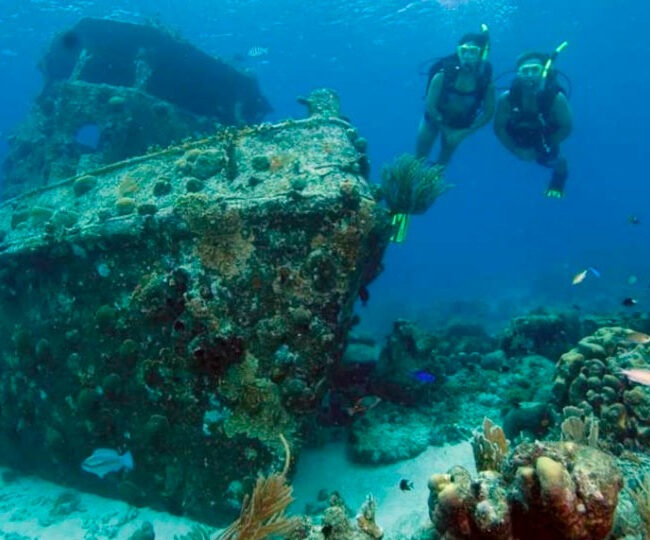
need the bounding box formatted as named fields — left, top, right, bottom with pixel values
left=370, top=319, right=503, bottom=405
left=344, top=319, right=555, bottom=463
left=299, top=491, right=385, bottom=540
left=428, top=438, right=622, bottom=540
left=551, top=326, right=650, bottom=450
left=370, top=319, right=446, bottom=406
left=472, top=417, right=509, bottom=473
left=500, top=310, right=581, bottom=361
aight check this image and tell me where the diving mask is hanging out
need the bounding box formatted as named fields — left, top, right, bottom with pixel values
left=517, top=62, right=544, bottom=78
left=457, top=43, right=482, bottom=64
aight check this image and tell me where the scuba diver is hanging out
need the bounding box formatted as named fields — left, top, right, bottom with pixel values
left=494, top=43, right=573, bottom=198
left=415, top=25, right=496, bottom=167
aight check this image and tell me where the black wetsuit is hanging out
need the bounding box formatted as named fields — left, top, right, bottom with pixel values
left=506, top=79, right=562, bottom=164
left=424, top=57, right=492, bottom=129
left=506, top=82, right=568, bottom=191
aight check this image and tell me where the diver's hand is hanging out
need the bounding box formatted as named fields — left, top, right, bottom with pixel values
left=443, top=128, right=471, bottom=147
left=429, top=112, right=444, bottom=127
left=512, top=147, right=537, bottom=161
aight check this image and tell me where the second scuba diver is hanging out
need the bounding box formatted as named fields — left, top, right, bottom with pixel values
left=494, top=45, right=573, bottom=198
left=415, top=26, right=496, bottom=168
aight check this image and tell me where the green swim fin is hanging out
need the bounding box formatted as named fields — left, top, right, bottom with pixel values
left=390, top=213, right=410, bottom=243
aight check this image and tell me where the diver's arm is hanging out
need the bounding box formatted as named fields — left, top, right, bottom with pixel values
left=415, top=73, right=445, bottom=157
left=424, top=72, right=445, bottom=124
left=548, top=92, right=573, bottom=147
left=493, top=93, right=518, bottom=152
left=494, top=93, right=534, bottom=160
left=470, top=82, right=496, bottom=131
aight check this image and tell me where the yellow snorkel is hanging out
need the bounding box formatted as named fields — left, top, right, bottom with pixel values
left=542, top=41, right=568, bottom=80
left=480, top=23, right=490, bottom=61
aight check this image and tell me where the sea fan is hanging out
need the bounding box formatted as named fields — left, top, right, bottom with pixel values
left=217, top=435, right=299, bottom=540
left=381, top=154, right=449, bottom=214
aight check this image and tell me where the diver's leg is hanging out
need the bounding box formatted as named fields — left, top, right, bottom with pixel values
left=437, top=129, right=461, bottom=166
left=415, top=116, right=439, bottom=160
left=546, top=156, right=568, bottom=197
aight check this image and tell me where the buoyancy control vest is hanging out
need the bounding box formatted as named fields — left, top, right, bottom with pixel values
left=425, top=55, right=492, bottom=129
left=506, top=71, right=565, bottom=151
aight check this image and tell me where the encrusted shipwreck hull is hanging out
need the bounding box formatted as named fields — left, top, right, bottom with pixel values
left=0, top=111, right=387, bottom=523
left=2, top=17, right=272, bottom=199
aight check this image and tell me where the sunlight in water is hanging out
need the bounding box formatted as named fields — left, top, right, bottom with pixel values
left=436, top=0, right=470, bottom=9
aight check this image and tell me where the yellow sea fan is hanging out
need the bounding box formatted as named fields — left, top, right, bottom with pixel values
left=217, top=435, right=299, bottom=540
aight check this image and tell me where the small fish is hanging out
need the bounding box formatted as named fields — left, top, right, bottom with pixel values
left=346, top=395, right=381, bottom=417
left=399, top=479, right=414, bottom=491
left=622, top=297, right=638, bottom=307
left=625, top=331, right=650, bottom=345
left=358, top=286, right=370, bottom=306
left=628, top=275, right=638, bottom=285
left=572, top=269, right=587, bottom=285
left=571, top=267, right=600, bottom=285
left=628, top=215, right=641, bottom=225
left=410, top=370, right=436, bottom=384
left=621, top=368, right=650, bottom=387
left=587, top=266, right=601, bottom=278
left=247, top=46, right=269, bottom=58
left=81, top=448, right=134, bottom=479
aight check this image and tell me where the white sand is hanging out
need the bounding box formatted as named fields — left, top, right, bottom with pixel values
left=0, top=443, right=474, bottom=539
left=292, top=441, right=475, bottom=535
left=0, top=467, right=214, bottom=539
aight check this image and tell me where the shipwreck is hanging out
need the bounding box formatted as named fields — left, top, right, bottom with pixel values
left=0, top=78, right=388, bottom=523
left=1, top=17, right=272, bottom=200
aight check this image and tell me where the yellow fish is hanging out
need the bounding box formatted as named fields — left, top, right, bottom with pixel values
left=572, top=269, right=588, bottom=285
left=625, top=331, right=650, bottom=345
left=571, top=266, right=600, bottom=285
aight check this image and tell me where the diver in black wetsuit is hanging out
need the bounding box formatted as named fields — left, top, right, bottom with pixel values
left=415, top=28, right=496, bottom=167
left=494, top=47, right=573, bottom=198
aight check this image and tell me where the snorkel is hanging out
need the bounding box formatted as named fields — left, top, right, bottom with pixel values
left=541, top=41, right=568, bottom=82
left=480, top=23, right=490, bottom=61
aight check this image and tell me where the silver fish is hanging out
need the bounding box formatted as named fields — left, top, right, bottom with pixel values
left=247, top=46, right=269, bottom=58
left=81, top=448, right=134, bottom=478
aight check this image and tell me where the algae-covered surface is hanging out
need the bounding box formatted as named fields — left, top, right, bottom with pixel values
left=0, top=113, right=388, bottom=524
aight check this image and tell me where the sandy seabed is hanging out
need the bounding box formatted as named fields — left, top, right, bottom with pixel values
left=0, top=442, right=473, bottom=539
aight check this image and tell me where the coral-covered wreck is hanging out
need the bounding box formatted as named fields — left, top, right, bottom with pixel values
left=1, top=17, right=272, bottom=200
left=0, top=83, right=388, bottom=524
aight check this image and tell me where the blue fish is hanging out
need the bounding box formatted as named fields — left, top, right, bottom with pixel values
left=410, top=370, right=436, bottom=384
left=81, top=448, right=134, bottom=479
left=587, top=266, right=601, bottom=278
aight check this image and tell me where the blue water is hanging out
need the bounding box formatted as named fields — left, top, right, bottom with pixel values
left=1, top=0, right=648, bottom=334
